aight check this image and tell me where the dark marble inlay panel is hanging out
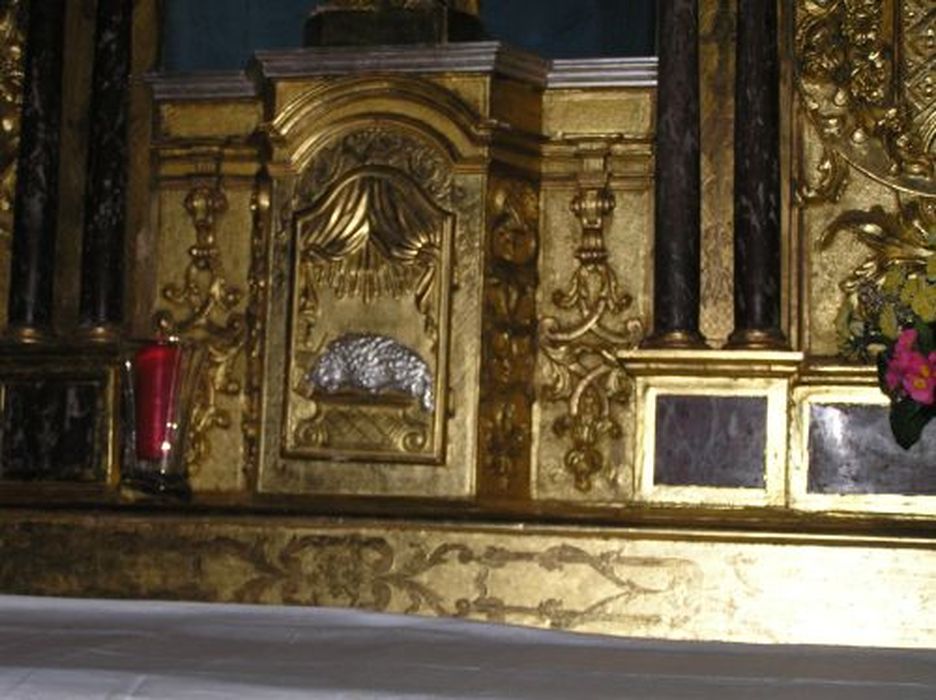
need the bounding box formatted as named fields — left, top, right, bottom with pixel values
left=654, top=395, right=767, bottom=488
left=0, top=377, right=106, bottom=482
left=808, top=404, right=936, bottom=496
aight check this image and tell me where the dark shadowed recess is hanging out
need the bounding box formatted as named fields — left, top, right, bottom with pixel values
left=161, top=0, right=657, bottom=72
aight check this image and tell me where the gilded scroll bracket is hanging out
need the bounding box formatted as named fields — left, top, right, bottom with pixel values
left=540, top=139, right=644, bottom=493
left=154, top=180, right=247, bottom=472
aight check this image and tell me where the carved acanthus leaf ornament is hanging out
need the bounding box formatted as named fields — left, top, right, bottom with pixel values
left=796, top=0, right=932, bottom=186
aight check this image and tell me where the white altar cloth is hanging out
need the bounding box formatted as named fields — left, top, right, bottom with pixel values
left=0, top=595, right=934, bottom=699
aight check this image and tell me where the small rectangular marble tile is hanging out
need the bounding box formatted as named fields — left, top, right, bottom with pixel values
left=0, top=378, right=105, bottom=482
left=808, top=403, right=936, bottom=495
left=654, top=395, right=767, bottom=488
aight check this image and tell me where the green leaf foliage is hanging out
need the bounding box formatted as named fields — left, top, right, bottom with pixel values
left=889, top=398, right=935, bottom=450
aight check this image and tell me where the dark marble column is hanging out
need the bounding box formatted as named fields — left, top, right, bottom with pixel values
left=726, top=0, right=788, bottom=349
left=79, top=0, right=133, bottom=339
left=7, top=0, right=67, bottom=341
left=643, top=0, right=706, bottom=349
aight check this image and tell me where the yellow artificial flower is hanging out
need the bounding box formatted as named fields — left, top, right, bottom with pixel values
left=882, top=267, right=906, bottom=294
left=879, top=303, right=900, bottom=339
left=926, top=255, right=936, bottom=281
left=911, top=282, right=936, bottom=322
left=899, top=275, right=922, bottom=305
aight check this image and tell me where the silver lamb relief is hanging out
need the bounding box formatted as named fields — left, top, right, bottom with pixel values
left=308, top=333, right=434, bottom=412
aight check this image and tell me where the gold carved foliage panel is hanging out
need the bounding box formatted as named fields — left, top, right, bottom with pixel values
left=795, top=0, right=936, bottom=357
left=478, top=172, right=539, bottom=497
left=0, top=0, right=25, bottom=238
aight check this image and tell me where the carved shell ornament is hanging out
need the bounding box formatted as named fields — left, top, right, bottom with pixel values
left=307, top=333, right=434, bottom=412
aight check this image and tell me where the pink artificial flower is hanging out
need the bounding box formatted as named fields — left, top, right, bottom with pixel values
left=902, top=354, right=936, bottom=405
left=904, top=368, right=936, bottom=405
left=885, top=328, right=936, bottom=404
left=896, top=328, right=919, bottom=354
left=886, top=328, right=920, bottom=393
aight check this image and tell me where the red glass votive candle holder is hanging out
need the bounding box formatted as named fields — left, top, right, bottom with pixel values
left=122, top=337, right=203, bottom=498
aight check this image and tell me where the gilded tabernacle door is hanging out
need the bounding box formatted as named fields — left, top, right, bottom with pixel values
left=285, top=129, right=454, bottom=465
left=256, top=72, right=511, bottom=498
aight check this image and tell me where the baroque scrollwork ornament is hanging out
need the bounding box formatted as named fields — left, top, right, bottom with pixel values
left=795, top=0, right=936, bottom=358
left=823, top=193, right=936, bottom=359
left=154, top=184, right=247, bottom=472
left=540, top=159, right=644, bottom=492
left=795, top=0, right=933, bottom=185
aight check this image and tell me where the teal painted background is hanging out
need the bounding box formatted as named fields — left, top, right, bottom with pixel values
left=162, top=1, right=656, bottom=72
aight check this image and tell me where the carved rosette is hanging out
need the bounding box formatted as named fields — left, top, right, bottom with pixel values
left=154, top=183, right=247, bottom=473
left=284, top=126, right=454, bottom=461
left=795, top=0, right=936, bottom=357
left=479, top=174, right=538, bottom=494
left=539, top=142, right=644, bottom=493
left=0, top=0, right=26, bottom=242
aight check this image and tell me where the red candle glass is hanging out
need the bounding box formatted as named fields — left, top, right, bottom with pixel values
left=134, top=342, right=181, bottom=461
left=122, top=337, right=202, bottom=498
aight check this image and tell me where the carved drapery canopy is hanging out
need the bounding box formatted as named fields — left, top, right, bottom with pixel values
left=296, top=167, right=443, bottom=314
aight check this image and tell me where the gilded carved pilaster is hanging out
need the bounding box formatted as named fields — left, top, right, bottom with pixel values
left=539, top=140, right=644, bottom=493
left=243, top=173, right=271, bottom=486
left=154, top=181, right=247, bottom=474
left=699, top=0, right=736, bottom=345
left=478, top=174, right=538, bottom=496
left=0, top=0, right=27, bottom=326
left=0, top=0, right=26, bottom=242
